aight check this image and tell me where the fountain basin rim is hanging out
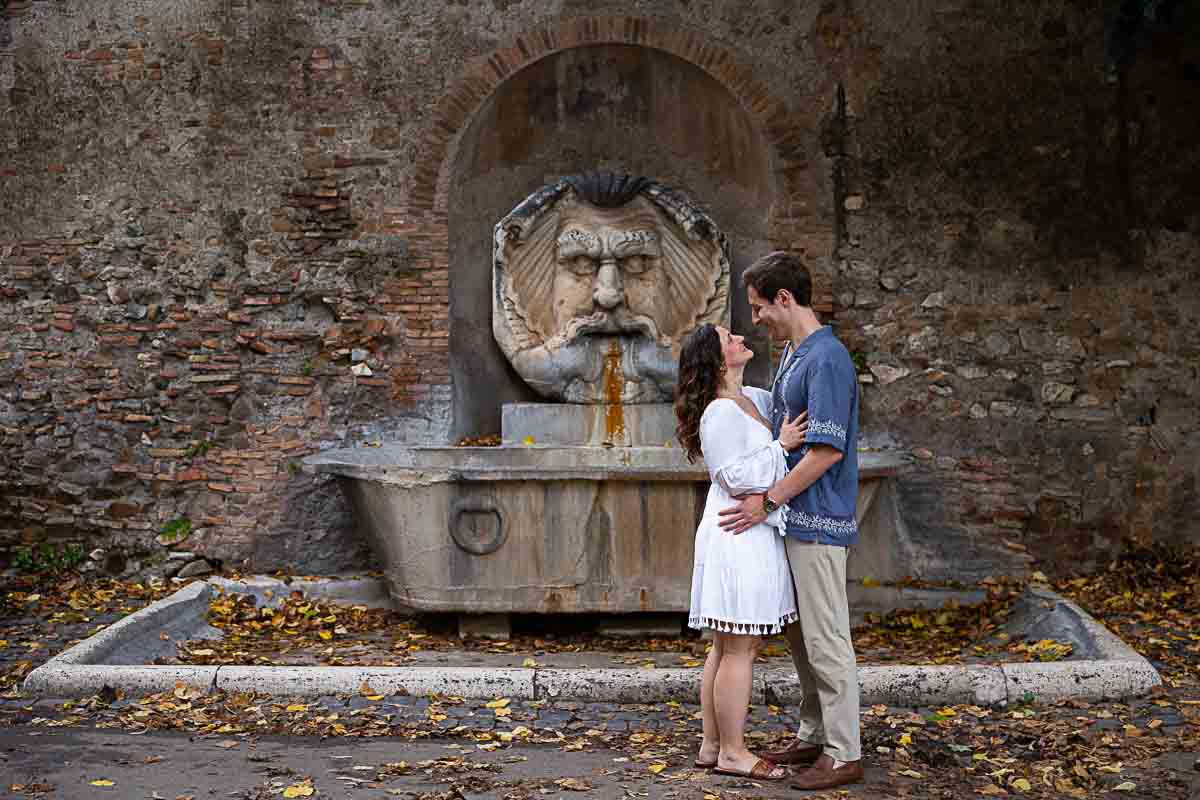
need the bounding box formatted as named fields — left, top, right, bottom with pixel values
left=303, top=444, right=908, bottom=483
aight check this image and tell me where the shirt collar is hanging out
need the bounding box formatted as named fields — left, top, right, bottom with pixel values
left=786, top=325, right=830, bottom=364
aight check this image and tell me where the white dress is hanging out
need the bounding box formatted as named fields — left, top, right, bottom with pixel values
left=688, top=387, right=798, bottom=635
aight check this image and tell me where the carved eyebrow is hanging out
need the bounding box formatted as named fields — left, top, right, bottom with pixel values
left=556, top=229, right=600, bottom=258
left=611, top=230, right=660, bottom=257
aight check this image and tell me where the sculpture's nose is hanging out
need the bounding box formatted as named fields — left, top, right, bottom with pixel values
left=593, top=259, right=624, bottom=310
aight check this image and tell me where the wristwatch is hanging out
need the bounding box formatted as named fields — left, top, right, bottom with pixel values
left=762, top=494, right=780, bottom=514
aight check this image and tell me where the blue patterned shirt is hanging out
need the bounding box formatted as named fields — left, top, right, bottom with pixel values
left=770, top=327, right=860, bottom=547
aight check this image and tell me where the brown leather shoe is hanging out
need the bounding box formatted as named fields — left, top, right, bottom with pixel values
left=790, top=755, right=864, bottom=790
left=758, top=738, right=823, bottom=766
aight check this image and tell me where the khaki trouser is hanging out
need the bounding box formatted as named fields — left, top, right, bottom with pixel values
left=783, top=538, right=862, bottom=762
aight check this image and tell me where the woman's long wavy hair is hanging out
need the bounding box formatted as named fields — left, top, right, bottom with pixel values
left=674, top=323, right=725, bottom=463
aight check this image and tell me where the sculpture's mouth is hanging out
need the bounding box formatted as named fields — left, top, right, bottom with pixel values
left=568, top=309, right=660, bottom=340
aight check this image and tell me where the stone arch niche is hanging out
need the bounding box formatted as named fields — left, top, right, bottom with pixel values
left=447, top=43, right=777, bottom=439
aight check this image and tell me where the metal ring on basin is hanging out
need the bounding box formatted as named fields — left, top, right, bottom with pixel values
left=449, top=498, right=508, bottom=555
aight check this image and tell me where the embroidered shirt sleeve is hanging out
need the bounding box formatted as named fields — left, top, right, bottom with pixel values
left=804, top=354, right=855, bottom=453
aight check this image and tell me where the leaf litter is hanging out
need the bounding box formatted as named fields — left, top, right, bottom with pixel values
left=0, top=543, right=1197, bottom=798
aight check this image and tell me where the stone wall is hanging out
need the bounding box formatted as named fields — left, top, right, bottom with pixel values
left=1, top=0, right=1196, bottom=580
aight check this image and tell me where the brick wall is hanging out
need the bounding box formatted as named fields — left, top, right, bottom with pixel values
left=1, top=0, right=1196, bottom=578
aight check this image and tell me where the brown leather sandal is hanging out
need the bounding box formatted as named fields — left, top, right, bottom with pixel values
left=712, top=758, right=788, bottom=781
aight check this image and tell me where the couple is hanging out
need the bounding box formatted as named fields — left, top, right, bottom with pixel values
left=674, top=251, right=863, bottom=790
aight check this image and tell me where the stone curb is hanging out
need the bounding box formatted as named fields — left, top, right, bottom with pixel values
left=25, top=580, right=1161, bottom=706
left=22, top=665, right=219, bottom=698
left=43, top=580, right=214, bottom=666
left=766, top=664, right=1009, bottom=708
left=215, top=666, right=536, bottom=698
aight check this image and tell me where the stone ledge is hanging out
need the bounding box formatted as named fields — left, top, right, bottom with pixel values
left=303, top=444, right=908, bottom=482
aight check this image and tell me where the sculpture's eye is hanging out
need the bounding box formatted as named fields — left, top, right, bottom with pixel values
left=567, top=255, right=597, bottom=275
left=621, top=254, right=652, bottom=275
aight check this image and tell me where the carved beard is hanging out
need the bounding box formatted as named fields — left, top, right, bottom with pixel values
left=509, top=334, right=677, bottom=403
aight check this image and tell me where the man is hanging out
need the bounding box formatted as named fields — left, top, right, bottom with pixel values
left=719, top=250, right=863, bottom=790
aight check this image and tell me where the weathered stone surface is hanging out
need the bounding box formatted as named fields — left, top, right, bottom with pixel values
left=869, top=364, right=911, bottom=385
left=305, top=445, right=906, bottom=612
left=1041, top=381, right=1076, bottom=405
left=501, top=402, right=676, bottom=447
left=174, top=559, right=213, bottom=579
left=920, top=291, right=946, bottom=309
left=983, top=333, right=1013, bottom=357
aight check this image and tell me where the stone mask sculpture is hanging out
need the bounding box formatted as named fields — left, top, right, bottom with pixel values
left=494, top=171, right=730, bottom=403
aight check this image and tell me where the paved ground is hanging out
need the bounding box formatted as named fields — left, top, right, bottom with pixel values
left=2, top=546, right=1198, bottom=799
left=2, top=690, right=1197, bottom=799
left=0, top=725, right=899, bottom=800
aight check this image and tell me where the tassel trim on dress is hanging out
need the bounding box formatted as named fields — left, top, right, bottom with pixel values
left=688, top=610, right=799, bottom=636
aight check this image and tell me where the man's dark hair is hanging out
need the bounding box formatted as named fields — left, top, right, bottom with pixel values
left=742, top=250, right=812, bottom=307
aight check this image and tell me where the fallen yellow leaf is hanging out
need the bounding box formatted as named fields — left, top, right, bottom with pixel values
left=898, top=769, right=922, bottom=779
left=174, top=682, right=202, bottom=700
left=522, top=657, right=539, bottom=667
left=286, top=704, right=307, bottom=712
left=1114, top=782, right=1136, bottom=792
left=1054, top=778, right=1079, bottom=794
left=89, top=779, right=115, bottom=787
left=648, top=762, right=667, bottom=774
left=1010, top=777, right=1031, bottom=792
left=485, top=697, right=511, bottom=709
left=282, top=783, right=315, bottom=798
left=554, top=778, right=591, bottom=791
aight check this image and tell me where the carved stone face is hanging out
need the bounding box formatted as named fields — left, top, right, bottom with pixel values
left=550, top=197, right=666, bottom=343
left=494, top=173, right=729, bottom=403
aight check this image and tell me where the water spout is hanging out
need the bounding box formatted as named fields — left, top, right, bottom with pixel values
left=602, top=339, right=626, bottom=445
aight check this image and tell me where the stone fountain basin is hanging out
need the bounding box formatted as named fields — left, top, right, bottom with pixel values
left=304, top=445, right=907, bottom=615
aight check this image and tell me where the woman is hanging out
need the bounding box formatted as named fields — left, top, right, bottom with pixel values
left=675, top=323, right=807, bottom=781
